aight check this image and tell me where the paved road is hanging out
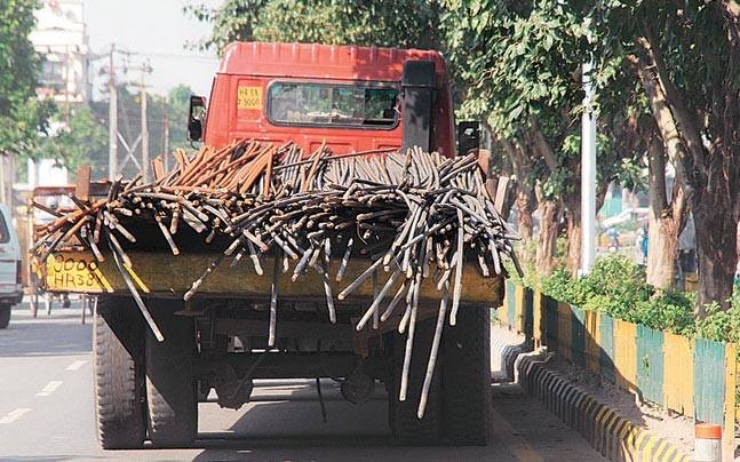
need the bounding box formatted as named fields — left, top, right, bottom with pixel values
left=0, top=300, right=606, bottom=462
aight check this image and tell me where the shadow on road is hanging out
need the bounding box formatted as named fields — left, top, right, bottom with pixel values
left=185, top=380, right=502, bottom=462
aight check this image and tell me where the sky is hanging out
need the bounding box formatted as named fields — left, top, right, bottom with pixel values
left=84, top=0, right=223, bottom=98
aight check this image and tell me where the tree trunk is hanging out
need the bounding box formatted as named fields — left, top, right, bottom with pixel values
left=632, top=50, right=690, bottom=290
left=515, top=189, right=534, bottom=240
left=635, top=29, right=740, bottom=313
left=645, top=136, right=684, bottom=288
left=563, top=195, right=582, bottom=276
left=646, top=217, right=678, bottom=288
left=693, top=189, right=738, bottom=315
left=500, top=138, right=536, bottom=266
left=535, top=198, right=560, bottom=274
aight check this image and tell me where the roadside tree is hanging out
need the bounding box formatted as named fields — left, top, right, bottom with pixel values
left=442, top=0, right=645, bottom=275
left=0, top=0, right=47, bottom=157
left=598, top=1, right=739, bottom=313
left=185, top=0, right=441, bottom=51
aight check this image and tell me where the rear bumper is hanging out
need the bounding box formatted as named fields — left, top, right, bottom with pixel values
left=0, top=285, right=23, bottom=305
left=38, top=250, right=504, bottom=306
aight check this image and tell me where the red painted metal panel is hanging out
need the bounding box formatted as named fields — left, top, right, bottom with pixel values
left=217, top=42, right=446, bottom=82
left=203, top=41, right=455, bottom=157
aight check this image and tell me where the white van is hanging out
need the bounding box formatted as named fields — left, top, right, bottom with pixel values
left=0, top=204, right=22, bottom=328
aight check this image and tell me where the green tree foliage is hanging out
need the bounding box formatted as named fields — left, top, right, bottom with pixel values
left=0, top=98, right=55, bottom=159
left=166, top=84, right=195, bottom=152
left=185, top=0, right=441, bottom=51
left=0, top=0, right=44, bottom=157
left=31, top=106, right=107, bottom=177
left=442, top=0, right=645, bottom=273
left=442, top=1, right=590, bottom=135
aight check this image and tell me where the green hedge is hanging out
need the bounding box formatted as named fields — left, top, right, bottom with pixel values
left=527, top=255, right=740, bottom=344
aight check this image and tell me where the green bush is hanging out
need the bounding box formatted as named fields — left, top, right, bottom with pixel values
left=535, top=254, right=737, bottom=342
left=695, top=297, right=740, bottom=343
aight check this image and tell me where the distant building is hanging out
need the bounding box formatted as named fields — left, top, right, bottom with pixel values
left=29, top=0, right=89, bottom=104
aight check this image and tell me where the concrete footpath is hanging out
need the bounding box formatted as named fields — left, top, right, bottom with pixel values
left=491, top=324, right=696, bottom=462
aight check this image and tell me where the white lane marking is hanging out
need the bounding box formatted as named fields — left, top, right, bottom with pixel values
left=0, top=408, right=32, bottom=424
left=66, top=360, right=87, bottom=371
left=36, top=381, right=63, bottom=397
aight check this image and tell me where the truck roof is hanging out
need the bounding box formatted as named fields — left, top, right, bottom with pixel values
left=218, top=41, right=448, bottom=82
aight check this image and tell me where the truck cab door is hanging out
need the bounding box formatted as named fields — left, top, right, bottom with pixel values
left=400, top=61, right=436, bottom=153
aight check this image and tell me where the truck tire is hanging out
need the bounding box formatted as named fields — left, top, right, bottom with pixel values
left=93, top=296, right=146, bottom=449
left=442, top=307, right=492, bottom=446
left=0, top=304, right=10, bottom=329
left=145, top=301, right=197, bottom=447
left=389, top=317, right=441, bottom=445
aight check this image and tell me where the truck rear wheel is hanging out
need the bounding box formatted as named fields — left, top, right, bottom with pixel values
left=94, top=296, right=146, bottom=449
left=388, top=317, right=441, bottom=445
left=145, top=301, right=197, bottom=447
left=0, top=304, right=10, bottom=329
left=442, top=307, right=492, bottom=446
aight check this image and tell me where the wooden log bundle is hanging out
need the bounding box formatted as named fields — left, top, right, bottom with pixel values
left=32, top=139, right=519, bottom=417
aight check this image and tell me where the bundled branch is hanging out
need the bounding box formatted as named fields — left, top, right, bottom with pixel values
left=32, top=139, right=519, bottom=418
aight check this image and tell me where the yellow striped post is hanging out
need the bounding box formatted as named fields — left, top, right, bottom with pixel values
left=499, top=282, right=510, bottom=326
left=737, top=357, right=740, bottom=434
left=533, top=289, right=544, bottom=347
left=663, top=332, right=694, bottom=417
left=614, top=319, right=637, bottom=393
left=724, top=344, right=737, bottom=458
left=515, top=284, right=526, bottom=333
left=557, top=302, right=573, bottom=362
left=585, top=310, right=600, bottom=375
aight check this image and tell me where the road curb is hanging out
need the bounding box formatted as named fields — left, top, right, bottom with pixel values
left=515, top=354, right=692, bottom=462
left=490, top=330, right=526, bottom=381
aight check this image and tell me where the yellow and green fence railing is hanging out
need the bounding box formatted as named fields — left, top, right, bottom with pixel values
left=496, top=279, right=738, bottom=456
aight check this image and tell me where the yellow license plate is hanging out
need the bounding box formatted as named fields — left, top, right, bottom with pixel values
left=45, top=253, right=112, bottom=293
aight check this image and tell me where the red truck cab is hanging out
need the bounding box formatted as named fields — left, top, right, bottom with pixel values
left=190, top=41, right=456, bottom=157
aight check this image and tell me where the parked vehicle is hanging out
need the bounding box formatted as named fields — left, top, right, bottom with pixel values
left=0, top=204, right=23, bottom=328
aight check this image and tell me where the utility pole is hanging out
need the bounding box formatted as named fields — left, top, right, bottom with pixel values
left=103, top=47, right=151, bottom=179
left=63, top=45, right=71, bottom=123
left=108, top=44, right=118, bottom=179
left=140, top=71, right=149, bottom=181
left=580, top=60, right=597, bottom=277
left=163, top=95, right=170, bottom=171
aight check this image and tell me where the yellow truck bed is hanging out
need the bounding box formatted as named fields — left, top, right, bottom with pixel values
left=40, top=250, right=502, bottom=305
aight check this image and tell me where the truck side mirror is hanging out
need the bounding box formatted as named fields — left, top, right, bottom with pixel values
left=188, top=95, right=207, bottom=142
left=457, top=121, right=480, bottom=156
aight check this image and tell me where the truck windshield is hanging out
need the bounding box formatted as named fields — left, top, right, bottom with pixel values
left=268, top=83, right=399, bottom=128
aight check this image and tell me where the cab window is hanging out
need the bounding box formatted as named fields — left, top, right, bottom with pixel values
left=268, top=83, right=399, bottom=129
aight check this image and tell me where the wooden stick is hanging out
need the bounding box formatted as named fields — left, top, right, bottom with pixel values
left=268, top=251, right=281, bottom=347
left=449, top=208, right=465, bottom=326
left=355, top=268, right=401, bottom=331
left=418, top=279, right=449, bottom=418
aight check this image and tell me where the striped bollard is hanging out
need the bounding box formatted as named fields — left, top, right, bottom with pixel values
left=694, top=424, right=721, bottom=462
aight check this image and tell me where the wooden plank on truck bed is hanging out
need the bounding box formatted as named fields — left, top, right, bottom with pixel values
left=152, top=158, right=165, bottom=181
left=75, top=166, right=92, bottom=203
left=494, top=176, right=511, bottom=215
